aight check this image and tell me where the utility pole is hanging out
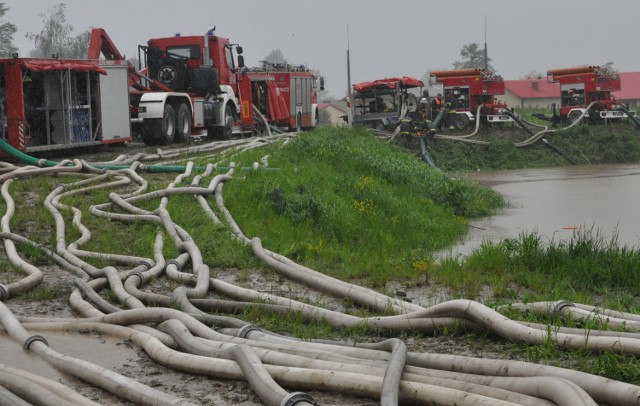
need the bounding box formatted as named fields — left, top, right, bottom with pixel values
left=346, top=24, right=355, bottom=127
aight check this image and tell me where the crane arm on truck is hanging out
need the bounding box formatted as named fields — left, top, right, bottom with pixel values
left=87, top=28, right=174, bottom=93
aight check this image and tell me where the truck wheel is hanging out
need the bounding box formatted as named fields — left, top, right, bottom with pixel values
left=152, top=104, right=176, bottom=145
left=141, top=104, right=175, bottom=145
left=140, top=120, right=159, bottom=145
left=568, top=111, right=582, bottom=125
left=175, top=103, right=191, bottom=142
left=214, top=105, right=234, bottom=139
left=454, top=114, right=469, bottom=130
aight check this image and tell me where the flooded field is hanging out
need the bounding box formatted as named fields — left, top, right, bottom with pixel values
left=442, top=163, right=640, bottom=258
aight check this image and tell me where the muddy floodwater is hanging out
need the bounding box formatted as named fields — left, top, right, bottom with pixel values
left=441, top=163, right=640, bottom=258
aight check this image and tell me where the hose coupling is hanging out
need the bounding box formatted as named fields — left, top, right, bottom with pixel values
left=238, top=324, right=262, bottom=338
left=125, top=271, right=145, bottom=284
left=551, top=300, right=574, bottom=319
left=136, top=260, right=154, bottom=271
left=281, top=392, right=318, bottom=406
left=23, top=334, right=48, bottom=350
left=0, top=284, right=7, bottom=300
left=165, top=259, right=182, bottom=272
left=36, top=158, right=47, bottom=167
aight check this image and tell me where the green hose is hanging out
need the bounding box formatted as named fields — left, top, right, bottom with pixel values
left=418, top=135, right=437, bottom=168
left=0, top=140, right=275, bottom=173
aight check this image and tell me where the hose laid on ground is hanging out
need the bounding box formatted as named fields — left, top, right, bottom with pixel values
left=0, top=363, right=101, bottom=406
left=0, top=301, right=197, bottom=406
left=504, top=300, right=640, bottom=332
left=2, top=140, right=640, bottom=404
left=431, top=102, right=599, bottom=151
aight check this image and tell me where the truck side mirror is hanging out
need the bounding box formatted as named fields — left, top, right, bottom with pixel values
left=237, top=55, right=245, bottom=68
left=320, top=77, right=325, bottom=91
left=236, top=46, right=243, bottom=55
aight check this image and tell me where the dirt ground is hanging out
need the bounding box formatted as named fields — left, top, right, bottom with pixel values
left=1, top=259, right=519, bottom=406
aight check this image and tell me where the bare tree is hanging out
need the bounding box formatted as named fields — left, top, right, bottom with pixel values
left=264, top=49, right=286, bottom=65
left=453, top=43, right=494, bottom=71
left=0, top=2, right=17, bottom=56
left=26, top=3, right=90, bottom=59
left=522, top=70, right=544, bottom=79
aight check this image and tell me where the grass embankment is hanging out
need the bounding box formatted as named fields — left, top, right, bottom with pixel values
left=207, top=125, right=640, bottom=383
left=209, top=125, right=640, bottom=307
left=428, top=120, right=640, bottom=171
left=216, top=126, right=504, bottom=287
left=8, top=123, right=640, bottom=383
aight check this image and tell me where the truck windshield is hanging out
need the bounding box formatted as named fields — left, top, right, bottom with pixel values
left=167, top=45, right=200, bottom=59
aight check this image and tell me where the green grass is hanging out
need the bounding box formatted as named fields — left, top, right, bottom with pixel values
left=428, top=119, right=640, bottom=172
left=3, top=124, right=640, bottom=387
left=206, top=127, right=504, bottom=286
left=436, top=228, right=640, bottom=310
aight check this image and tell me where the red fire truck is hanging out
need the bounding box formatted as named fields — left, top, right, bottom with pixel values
left=0, top=56, right=131, bottom=153
left=89, top=27, right=322, bottom=145
left=546, top=65, right=635, bottom=125
left=247, top=61, right=323, bottom=132
left=89, top=26, right=253, bottom=145
left=429, top=68, right=511, bottom=130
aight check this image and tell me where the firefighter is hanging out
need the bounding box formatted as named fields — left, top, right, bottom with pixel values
left=431, top=93, right=443, bottom=118
left=417, top=96, right=430, bottom=120
left=431, top=93, right=446, bottom=131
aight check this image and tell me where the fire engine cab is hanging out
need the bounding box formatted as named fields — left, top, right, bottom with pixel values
left=429, top=68, right=512, bottom=130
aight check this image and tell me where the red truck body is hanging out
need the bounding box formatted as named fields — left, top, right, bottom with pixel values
left=247, top=62, right=321, bottom=131
left=546, top=65, right=633, bottom=123
left=88, top=28, right=320, bottom=144
left=429, top=68, right=511, bottom=130
left=0, top=56, right=131, bottom=154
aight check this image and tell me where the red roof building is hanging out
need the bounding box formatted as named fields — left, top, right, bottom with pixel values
left=504, top=72, right=640, bottom=110
left=318, top=102, right=348, bottom=126
left=503, top=78, right=560, bottom=109
left=613, top=72, right=640, bottom=107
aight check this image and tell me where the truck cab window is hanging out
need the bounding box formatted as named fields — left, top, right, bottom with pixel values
left=167, top=45, right=200, bottom=59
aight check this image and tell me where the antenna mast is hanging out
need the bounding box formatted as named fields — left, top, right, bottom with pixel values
left=346, top=24, right=355, bottom=127
left=484, top=15, right=488, bottom=70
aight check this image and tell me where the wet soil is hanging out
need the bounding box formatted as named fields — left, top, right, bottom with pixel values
left=0, top=137, right=547, bottom=405
left=2, top=263, right=520, bottom=406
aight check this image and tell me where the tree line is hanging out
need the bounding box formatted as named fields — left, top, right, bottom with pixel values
left=0, top=2, right=89, bottom=59
left=0, top=2, right=503, bottom=102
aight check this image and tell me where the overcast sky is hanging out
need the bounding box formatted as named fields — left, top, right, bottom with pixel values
left=5, top=0, right=640, bottom=98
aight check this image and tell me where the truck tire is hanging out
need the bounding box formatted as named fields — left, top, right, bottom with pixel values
left=140, top=121, right=158, bottom=145
left=143, top=104, right=176, bottom=145
left=453, top=113, right=470, bottom=130
left=175, top=103, right=191, bottom=142
left=160, top=104, right=176, bottom=145
left=568, top=110, right=582, bottom=125
left=217, top=105, right=234, bottom=139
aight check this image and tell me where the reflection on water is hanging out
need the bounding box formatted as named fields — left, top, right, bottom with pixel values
left=441, top=164, right=640, bottom=258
